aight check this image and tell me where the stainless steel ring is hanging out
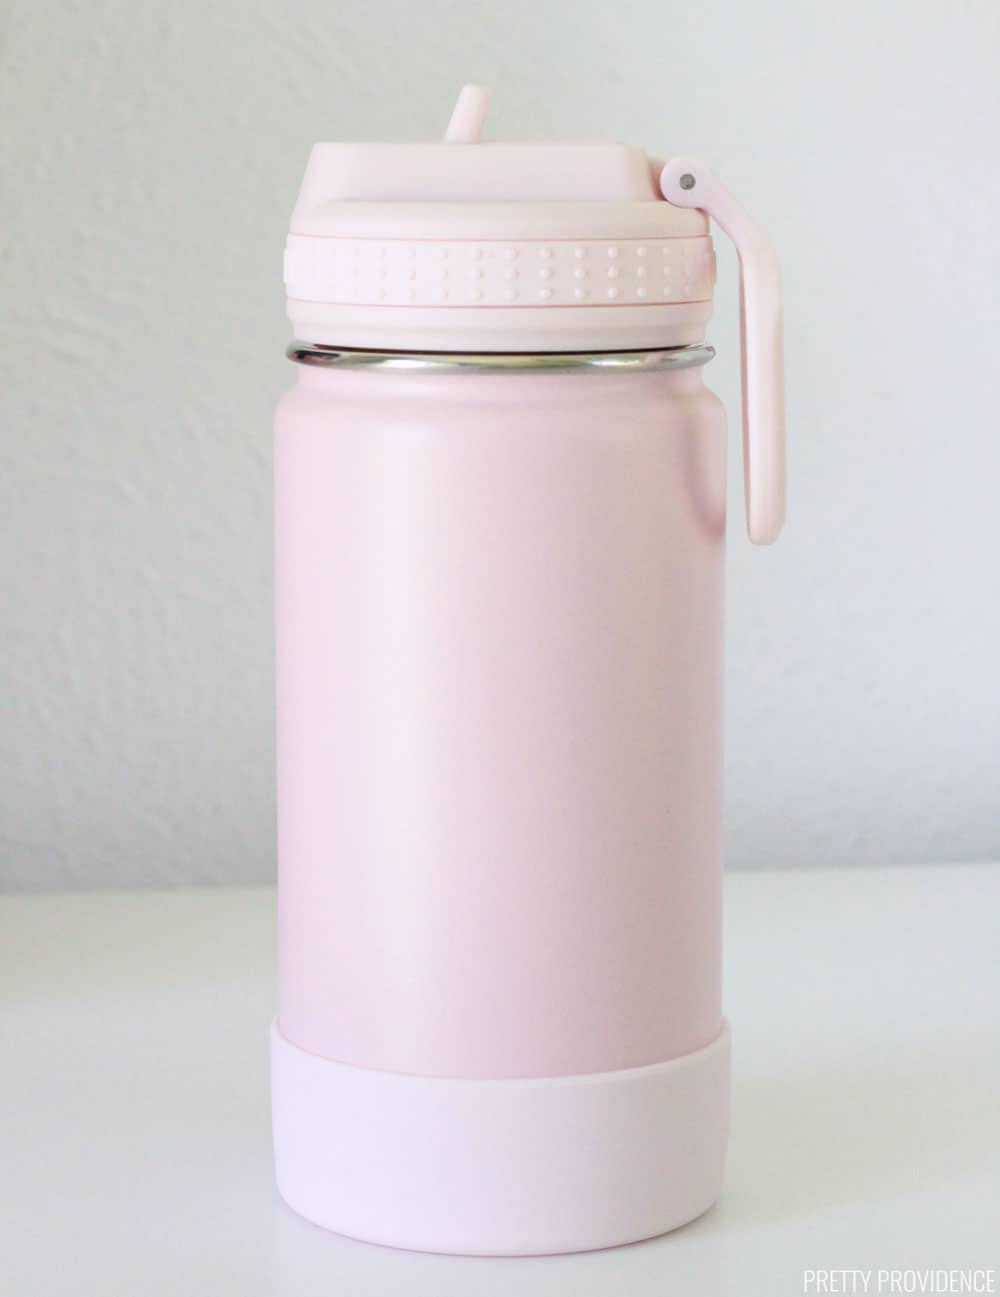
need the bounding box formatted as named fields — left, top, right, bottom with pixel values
left=285, top=343, right=715, bottom=374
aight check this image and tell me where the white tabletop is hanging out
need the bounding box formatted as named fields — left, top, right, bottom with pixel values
left=2, top=865, right=998, bottom=1296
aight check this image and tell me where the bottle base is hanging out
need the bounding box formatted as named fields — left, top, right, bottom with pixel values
left=271, top=1020, right=729, bottom=1256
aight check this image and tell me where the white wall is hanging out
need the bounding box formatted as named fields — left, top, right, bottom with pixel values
left=1, top=0, right=998, bottom=889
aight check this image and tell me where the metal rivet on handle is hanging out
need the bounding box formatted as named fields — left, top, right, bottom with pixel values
left=679, top=173, right=696, bottom=190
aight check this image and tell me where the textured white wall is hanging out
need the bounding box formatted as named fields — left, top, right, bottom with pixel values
left=1, top=0, right=998, bottom=890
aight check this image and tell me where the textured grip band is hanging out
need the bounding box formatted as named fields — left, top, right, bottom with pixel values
left=284, top=235, right=715, bottom=309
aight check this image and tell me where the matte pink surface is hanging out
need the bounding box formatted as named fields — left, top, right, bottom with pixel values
left=275, top=363, right=727, bottom=1080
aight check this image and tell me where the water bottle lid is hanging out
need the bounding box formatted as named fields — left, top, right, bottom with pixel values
left=284, top=85, right=715, bottom=353
left=283, top=85, right=786, bottom=545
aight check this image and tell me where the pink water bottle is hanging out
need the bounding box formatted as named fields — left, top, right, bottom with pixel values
left=271, top=85, right=785, bottom=1256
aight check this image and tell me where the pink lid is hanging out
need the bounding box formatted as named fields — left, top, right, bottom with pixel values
left=283, top=86, right=786, bottom=543
left=284, top=85, right=715, bottom=354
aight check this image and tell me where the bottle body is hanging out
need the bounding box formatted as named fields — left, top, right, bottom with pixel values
left=272, top=352, right=731, bottom=1253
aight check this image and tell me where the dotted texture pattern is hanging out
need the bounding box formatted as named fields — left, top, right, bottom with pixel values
left=285, top=236, right=716, bottom=308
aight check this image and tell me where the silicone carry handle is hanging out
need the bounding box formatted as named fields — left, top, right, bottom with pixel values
left=660, top=158, right=786, bottom=545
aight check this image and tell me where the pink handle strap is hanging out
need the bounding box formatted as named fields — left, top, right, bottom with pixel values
left=660, top=158, right=786, bottom=545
